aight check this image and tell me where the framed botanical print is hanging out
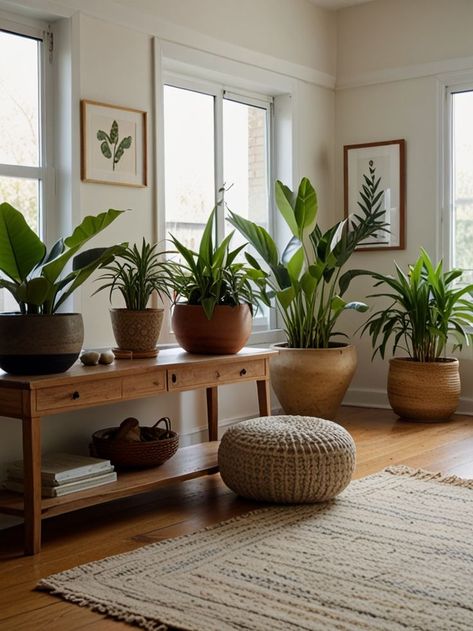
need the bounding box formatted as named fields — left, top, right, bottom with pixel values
left=344, top=139, right=406, bottom=250
left=81, top=100, right=147, bottom=187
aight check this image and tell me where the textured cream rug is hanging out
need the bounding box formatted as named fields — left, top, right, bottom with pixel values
left=39, top=466, right=473, bottom=631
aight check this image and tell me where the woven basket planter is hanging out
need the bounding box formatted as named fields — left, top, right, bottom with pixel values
left=388, top=357, right=460, bottom=421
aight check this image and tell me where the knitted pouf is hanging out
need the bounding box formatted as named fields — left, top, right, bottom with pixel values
left=218, top=416, right=356, bottom=503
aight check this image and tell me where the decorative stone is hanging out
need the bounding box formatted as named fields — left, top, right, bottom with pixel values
left=99, top=350, right=114, bottom=365
left=218, top=415, right=356, bottom=504
left=80, top=351, right=100, bottom=366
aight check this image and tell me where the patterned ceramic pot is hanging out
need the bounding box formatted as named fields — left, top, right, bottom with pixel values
left=110, top=308, right=164, bottom=353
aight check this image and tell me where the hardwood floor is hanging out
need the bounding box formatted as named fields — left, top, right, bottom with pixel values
left=1, top=405, right=473, bottom=630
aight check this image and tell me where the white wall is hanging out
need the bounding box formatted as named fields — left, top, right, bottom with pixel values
left=335, top=0, right=473, bottom=411
left=0, top=0, right=336, bottom=527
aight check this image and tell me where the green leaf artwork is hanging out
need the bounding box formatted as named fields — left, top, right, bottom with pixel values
left=96, top=120, right=132, bottom=171
left=354, top=159, right=387, bottom=246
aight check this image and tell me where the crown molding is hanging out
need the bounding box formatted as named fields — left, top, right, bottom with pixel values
left=1, top=0, right=336, bottom=89
left=337, top=54, right=473, bottom=90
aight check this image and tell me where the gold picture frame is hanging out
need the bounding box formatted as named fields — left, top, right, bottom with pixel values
left=81, top=100, right=147, bottom=187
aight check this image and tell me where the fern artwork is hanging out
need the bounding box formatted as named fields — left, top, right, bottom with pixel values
left=355, top=160, right=387, bottom=247
left=344, top=139, right=405, bottom=250
left=97, top=120, right=132, bottom=171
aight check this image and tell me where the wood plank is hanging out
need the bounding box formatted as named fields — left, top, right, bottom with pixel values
left=0, top=347, right=277, bottom=390
left=2, top=406, right=473, bottom=630
left=0, top=442, right=219, bottom=518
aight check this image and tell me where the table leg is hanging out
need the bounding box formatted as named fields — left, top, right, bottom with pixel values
left=22, top=415, right=42, bottom=555
left=206, top=386, right=218, bottom=441
left=257, top=379, right=271, bottom=417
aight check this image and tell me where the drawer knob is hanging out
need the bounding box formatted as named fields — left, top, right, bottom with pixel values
left=240, top=368, right=247, bottom=376
left=72, top=390, right=80, bottom=400
left=171, top=373, right=177, bottom=384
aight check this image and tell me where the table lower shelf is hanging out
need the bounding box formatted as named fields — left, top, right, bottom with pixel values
left=0, top=441, right=220, bottom=520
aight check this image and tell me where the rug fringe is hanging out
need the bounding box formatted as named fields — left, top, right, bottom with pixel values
left=384, top=464, right=473, bottom=489
left=36, top=582, right=168, bottom=631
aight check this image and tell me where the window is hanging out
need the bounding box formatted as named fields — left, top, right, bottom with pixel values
left=448, top=88, right=473, bottom=285
left=163, top=78, right=273, bottom=330
left=0, top=23, right=48, bottom=311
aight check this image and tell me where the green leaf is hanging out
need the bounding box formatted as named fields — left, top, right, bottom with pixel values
left=100, top=141, right=112, bottom=159
left=97, top=130, right=108, bottom=142
left=286, top=246, right=304, bottom=283
left=114, top=136, right=132, bottom=164
left=294, top=177, right=317, bottom=237
left=42, top=209, right=124, bottom=284
left=0, top=202, right=46, bottom=283
left=344, top=301, right=368, bottom=312
left=276, top=286, right=295, bottom=310
left=227, top=211, right=278, bottom=267
left=300, top=270, right=317, bottom=299
left=275, top=180, right=298, bottom=237
left=54, top=244, right=127, bottom=311
left=15, top=277, right=51, bottom=307
left=109, top=120, right=119, bottom=144
left=199, top=207, right=216, bottom=266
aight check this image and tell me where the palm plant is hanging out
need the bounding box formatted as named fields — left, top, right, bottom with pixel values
left=95, top=239, right=169, bottom=310
left=165, top=204, right=265, bottom=319
left=360, top=249, right=473, bottom=361
left=227, top=176, right=387, bottom=348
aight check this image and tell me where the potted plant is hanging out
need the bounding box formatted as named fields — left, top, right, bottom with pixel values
left=0, top=202, right=125, bottom=375
left=227, top=176, right=386, bottom=419
left=359, top=249, right=473, bottom=421
left=165, top=204, right=264, bottom=354
left=94, top=239, right=169, bottom=357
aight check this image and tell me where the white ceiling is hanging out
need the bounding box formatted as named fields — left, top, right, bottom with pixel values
left=307, top=0, right=373, bottom=10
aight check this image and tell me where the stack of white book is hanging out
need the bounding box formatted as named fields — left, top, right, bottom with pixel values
left=4, top=453, right=117, bottom=498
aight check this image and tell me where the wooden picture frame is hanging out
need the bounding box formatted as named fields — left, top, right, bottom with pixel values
left=81, top=100, right=147, bottom=187
left=344, top=139, right=405, bottom=251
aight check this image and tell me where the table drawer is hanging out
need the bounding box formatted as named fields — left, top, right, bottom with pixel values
left=122, top=370, right=166, bottom=398
left=36, top=378, right=122, bottom=412
left=168, top=358, right=266, bottom=391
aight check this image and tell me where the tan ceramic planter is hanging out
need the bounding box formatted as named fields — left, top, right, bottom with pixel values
left=388, top=357, right=460, bottom=421
left=172, top=304, right=252, bottom=354
left=110, top=308, right=164, bottom=353
left=270, top=343, right=357, bottom=420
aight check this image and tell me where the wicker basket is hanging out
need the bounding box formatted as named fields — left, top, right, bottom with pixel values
left=92, top=417, right=179, bottom=469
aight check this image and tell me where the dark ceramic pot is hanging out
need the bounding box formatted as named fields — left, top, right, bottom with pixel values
left=172, top=304, right=252, bottom=354
left=0, top=313, right=84, bottom=375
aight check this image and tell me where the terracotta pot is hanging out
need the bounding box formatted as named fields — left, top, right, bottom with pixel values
left=270, top=343, right=357, bottom=420
left=110, top=308, right=164, bottom=353
left=0, top=313, right=83, bottom=375
left=388, top=357, right=460, bottom=421
left=172, top=304, right=252, bottom=354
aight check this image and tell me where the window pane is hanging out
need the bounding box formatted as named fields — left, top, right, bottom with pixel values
left=223, top=99, right=270, bottom=328
left=0, top=175, right=39, bottom=231
left=0, top=31, right=40, bottom=167
left=163, top=85, right=215, bottom=250
left=223, top=99, right=269, bottom=235
left=0, top=176, right=39, bottom=312
left=453, top=91, right=473, bottom=284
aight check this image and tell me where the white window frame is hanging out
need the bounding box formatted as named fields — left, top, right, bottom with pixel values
left=161, top=72, right=279, bottom=338
left=155, top=37, right=297, bottom=345
left=0, top=13, right=54, bottom=244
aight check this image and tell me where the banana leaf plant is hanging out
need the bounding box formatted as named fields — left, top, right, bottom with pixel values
left=0, top=202, right=126, bottom=314
left=358, top=249, right=473, bottom=361
left=227, top=177, right=387, bottom=348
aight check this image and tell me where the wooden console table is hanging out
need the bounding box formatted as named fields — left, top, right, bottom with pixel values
left=0, top=347, right=276, bottom=555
